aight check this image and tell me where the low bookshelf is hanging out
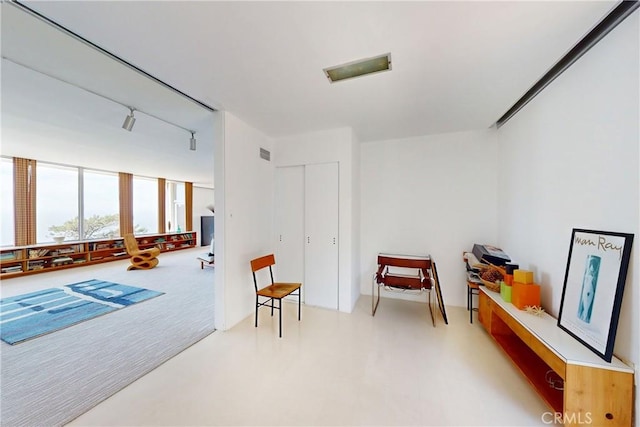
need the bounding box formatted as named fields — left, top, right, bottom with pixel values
left=478, top=288, right=633, bottom=426
left=0, top=232, right=197, bottom=279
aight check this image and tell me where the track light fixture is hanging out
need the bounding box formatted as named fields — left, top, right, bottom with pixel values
left=5, top=57, right=202, bottom=151
left=122, top=107, right=136, bottom=131
left=190, top=132, right=197, bottom=151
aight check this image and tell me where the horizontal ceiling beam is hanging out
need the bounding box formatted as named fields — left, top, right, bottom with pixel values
left=10, top=0, right=216, bottom=114
left=495, top=0, right=639, bottom=128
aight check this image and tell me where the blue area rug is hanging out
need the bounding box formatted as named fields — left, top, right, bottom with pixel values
left=0, top=279, right=164, bottom=345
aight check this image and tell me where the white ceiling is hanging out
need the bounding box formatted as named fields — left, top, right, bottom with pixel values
left=1, top=1, right=619, bottom=185
left=1, top=2, right=216, bottom=187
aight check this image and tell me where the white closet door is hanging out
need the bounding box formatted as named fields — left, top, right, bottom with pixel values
left=274, top=166, right=305, bottom=298
left=304, top=162, right=339, bottom=309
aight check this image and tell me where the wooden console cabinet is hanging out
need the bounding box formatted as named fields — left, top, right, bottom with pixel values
left=478, top=288, right=634, bottom=426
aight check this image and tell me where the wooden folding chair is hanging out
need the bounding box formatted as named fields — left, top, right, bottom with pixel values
left=250, top=254, right=302, bottom=337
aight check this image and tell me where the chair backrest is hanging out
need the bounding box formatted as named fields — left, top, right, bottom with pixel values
left=377, top=254, right=431, bottom=270
left=250, top=254, right=275, bottom=292
left=123, top=234, right=139, bottom=254
left=376, top=253, right=432, bottom=289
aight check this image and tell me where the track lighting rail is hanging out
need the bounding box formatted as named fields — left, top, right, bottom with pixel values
left=3, top=56, right=197, bottom=149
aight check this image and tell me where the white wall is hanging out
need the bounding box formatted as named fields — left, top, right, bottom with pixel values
left=351, top=129, right=362, bottom=309
left=274, top=127, right=360, bottom=312
left=497, top=11, right=639, bottom=403
left=360, top=130, right=498, bottom=308
left=215, top=111, right=274, bottom=330
left=192, top=185, right=214, bottom=245
left=213, top=111, right=226, bottom=331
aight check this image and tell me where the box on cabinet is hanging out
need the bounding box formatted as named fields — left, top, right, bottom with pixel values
left=512, top=282, right=541, bottom=309
left=500, top=282, right=512, bottom=303
left=513, top=269, right=534, bottom=284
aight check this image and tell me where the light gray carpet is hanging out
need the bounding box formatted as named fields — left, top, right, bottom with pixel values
left=0, top=248, right=215, bottom=427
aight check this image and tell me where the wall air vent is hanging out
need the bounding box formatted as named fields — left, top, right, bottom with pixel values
left=260, top=148, right=271, bottom=161
left=323, top=53, right=391, bottom=83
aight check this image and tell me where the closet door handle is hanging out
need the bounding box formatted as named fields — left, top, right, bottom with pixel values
left=307, top=236, right=310, bottom=244
left=333, top=237, right=336, bottom=245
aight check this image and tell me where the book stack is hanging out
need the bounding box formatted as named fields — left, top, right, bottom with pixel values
left=28, top=260, right=46, bottom=270
left=52, top=257, right=73, bottom=266
left=1, top=252, right=16, bottom=261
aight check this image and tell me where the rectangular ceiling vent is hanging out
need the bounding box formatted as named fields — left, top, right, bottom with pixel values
left=323, top=53, right=392, bottom=83
left=259, top=148, right=271, bottom=161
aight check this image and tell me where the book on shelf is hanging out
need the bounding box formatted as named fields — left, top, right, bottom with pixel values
left=0, top=252, right=17, bottom=261
left=28, top=248, right=50, bottom=258
left=2, top=266, right=23, bottom=273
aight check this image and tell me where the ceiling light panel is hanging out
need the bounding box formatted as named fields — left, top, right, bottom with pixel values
left=323, top=53, right=391, bottom=83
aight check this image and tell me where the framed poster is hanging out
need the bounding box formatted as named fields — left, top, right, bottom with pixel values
left=558, top=228, right=634, bottom=362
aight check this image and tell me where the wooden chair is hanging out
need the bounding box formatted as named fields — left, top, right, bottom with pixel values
left=123, top=234, right=160, bottom=271
left=250, top=254, right=301, bottom=337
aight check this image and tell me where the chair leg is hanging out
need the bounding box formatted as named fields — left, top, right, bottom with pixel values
left=271, top=297, right=274, bottom=316
left=372, top=278, right=381, bottom=316
left=427, top=290, right=435, bottom=327
left=255, top=295, right=259, bottom=328
left=297, top=290, right=301, bottom=321
left=278, top=298, right=282, bottom=338
left=469, top=289, right=476, bottom=324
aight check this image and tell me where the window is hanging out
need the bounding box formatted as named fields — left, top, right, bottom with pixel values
left=165, top=181, right=185, bottom=233
left=36, top=163, right=79, bottom=243
left=133, top=176, right=158, bottom=235
left=83, top=169, right=119, bottom=240
left=0, top=158, right=14, bottom=246
left=6, top=159, right=183, bottom=245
